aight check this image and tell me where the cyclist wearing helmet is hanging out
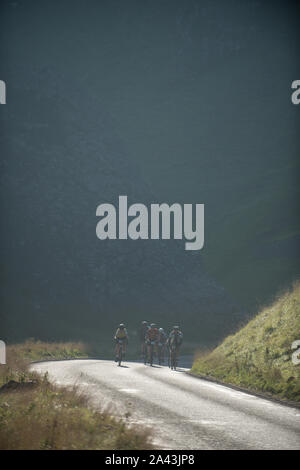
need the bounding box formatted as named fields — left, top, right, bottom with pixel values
left=145, top=323, right=159, bottom=342
left=168, top=325, right=183, bottom=345
left=167, top=326, right=183, bottom=368
left=158, top=327, right=167, bottom=343
left=114, top=323, right=128, bottom=362
left=145, top=323, right=159, bottom=361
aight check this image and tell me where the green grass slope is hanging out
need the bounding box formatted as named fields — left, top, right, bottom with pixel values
left=191, top=283, right=300, bottom=402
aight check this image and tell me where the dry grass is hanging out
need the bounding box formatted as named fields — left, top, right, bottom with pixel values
left=0, top=340, right=153, bottom=450
left=0, top=339, right=89, bottom=386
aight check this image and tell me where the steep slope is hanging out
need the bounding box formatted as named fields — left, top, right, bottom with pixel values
left=191, top=283, right=300, bottom=402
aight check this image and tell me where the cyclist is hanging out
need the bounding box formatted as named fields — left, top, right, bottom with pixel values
left=114, top=323, right=128, bottom=362
left=145, top=323, right=159, bottom=364
left=167, top=326, right=183, bottom=369
left=139, top=320, right=149, bottom=358
left=157, top=327, right=167, bottom=364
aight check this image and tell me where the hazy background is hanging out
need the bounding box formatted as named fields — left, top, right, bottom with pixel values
left=0, top=0, right=299, bottom=345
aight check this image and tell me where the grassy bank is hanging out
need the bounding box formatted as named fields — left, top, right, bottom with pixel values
left=0, top=340, right=152, bottom=450
left=191, top=283, right=300, bottom=403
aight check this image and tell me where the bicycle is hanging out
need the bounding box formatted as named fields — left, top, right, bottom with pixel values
left=169, top=344, right=178, bottom=370
left=147, top=340, right=156, bottom=366
left=115, top=339, right=126, bottom=366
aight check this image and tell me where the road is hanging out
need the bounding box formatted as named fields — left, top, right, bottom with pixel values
left=31, top=358, right=300, bottom=450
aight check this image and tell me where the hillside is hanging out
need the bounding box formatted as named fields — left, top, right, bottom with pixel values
left=0, top=87, right=242, bottom=346
left=1, top=0, right=299, bottom=345
left=191, top=283, right=300, bottom=402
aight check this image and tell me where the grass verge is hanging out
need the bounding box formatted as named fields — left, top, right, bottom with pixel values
left=0, top=340, right=153, bottom=449
left=191, top=283, right=300, bottom=403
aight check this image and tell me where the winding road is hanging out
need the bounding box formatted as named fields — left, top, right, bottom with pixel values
left=31, top=358, right=300, bottom=450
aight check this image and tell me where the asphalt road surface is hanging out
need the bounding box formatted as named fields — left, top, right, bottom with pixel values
left=31, top=358, right=300, bottom=450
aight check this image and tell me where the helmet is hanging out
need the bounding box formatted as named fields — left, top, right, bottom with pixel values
left=159, top=328, right=164, bottom=332
left=150, top=323, right=156, bottom=328
left=142, top=321, right=148, bottom=325
left=119, top=323, right=125, bottom=329
left=173, top=326, right=179, bottom=330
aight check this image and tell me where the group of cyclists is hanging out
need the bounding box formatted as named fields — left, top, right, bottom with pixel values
left=114, top=321, right=183, bottom=369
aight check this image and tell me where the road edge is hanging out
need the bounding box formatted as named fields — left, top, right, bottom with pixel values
left=185, top=370, right=300, bottom=410
left=29, top=358, right=300, bottom=410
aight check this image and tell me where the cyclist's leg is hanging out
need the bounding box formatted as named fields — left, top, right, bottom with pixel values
left=118, top=343, right=122, bottom=366
left=150, top=342, right=154, bottom=365
left=175, top=346, right=179, bottom=368
left=172, top=346, right=176, bottom=369
left=115, top=341, right=120, bottom=361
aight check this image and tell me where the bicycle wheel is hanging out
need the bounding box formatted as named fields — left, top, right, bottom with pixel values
left=150, top=344, right=153, bottom=366
left=170, top=348, right=176, bottom=370
left=118, top=347, right=122, bottom=366
left=118, top=344, right=122, bottom=366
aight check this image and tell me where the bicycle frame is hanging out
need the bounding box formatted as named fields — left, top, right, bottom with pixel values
left=169, top=342, right=179, bottom=370
left=146, top=340, right=156, bottom=366
left=115, top=339, right=126, bottom=366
